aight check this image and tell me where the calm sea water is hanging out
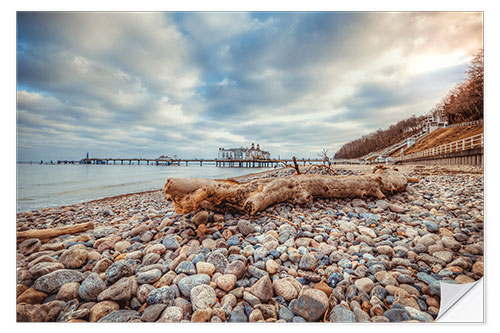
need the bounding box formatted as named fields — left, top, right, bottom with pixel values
left=16, top=163, right=272, bottom=213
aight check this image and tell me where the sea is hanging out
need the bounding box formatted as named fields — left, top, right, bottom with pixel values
left=16, top=163, right=273, bottom=213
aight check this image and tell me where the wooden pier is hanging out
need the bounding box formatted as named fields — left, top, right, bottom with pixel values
left=74, top=157, right=361, bottom=167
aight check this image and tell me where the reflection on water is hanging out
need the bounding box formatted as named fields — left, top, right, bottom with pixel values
left=16, top=163, right=271, bottom=213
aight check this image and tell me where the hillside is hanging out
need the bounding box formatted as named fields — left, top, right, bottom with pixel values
left=403, top=125, right=483, bottom=155
left=334, top=116, right=424, bottom=159
left=334, top=49, right=482, bottom=160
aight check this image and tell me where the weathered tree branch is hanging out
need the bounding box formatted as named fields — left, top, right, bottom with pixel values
left=164, top=166, right=416, bottom=215
left=17, top=222, right=94, bottom=243
left=304, top=164, right=339, bottom=175
left=292, top=156, right=301, bottom=175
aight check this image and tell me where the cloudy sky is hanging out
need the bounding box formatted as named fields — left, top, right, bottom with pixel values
left=17, top=12, right=483, bottom=161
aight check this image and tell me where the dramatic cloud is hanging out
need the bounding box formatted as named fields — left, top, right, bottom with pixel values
left=17, top=12, right=483, bottom=161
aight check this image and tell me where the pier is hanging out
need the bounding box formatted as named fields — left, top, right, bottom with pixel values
left=74, top=157, right=361, bottom=167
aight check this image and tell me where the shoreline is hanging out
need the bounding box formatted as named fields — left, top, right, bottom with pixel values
left=16, top=164, right=483, bottom=216
left=16, top=188, right=164, bottom=215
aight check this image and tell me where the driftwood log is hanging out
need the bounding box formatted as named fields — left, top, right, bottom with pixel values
left=17, top=222, right=94, bottom=243
left=164, top=166, right=418, bottom=215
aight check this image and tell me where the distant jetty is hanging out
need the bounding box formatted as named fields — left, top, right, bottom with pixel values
left=77, top=157, right=361, bottom=168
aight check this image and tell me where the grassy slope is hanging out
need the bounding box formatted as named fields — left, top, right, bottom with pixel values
left=403, top=125, right=483, bottom=155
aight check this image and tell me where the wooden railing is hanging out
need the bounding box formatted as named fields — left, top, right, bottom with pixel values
left=397, top=133, right=483, bottom=161
left=447, top=119, right=483, bottom=128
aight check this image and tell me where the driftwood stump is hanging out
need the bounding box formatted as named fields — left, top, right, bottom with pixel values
left=164, top=166, right=417, bottom=215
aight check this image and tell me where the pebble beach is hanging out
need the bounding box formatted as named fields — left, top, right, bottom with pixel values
left=16, top=164, right=484, bottom=323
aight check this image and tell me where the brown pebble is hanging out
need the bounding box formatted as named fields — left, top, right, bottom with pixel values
left=114, top=253, right=127, bottom=262
left=314, top=282, right=332, bottom=297
left=197, top=224, right=207, bottom=238
left=455, top=275, right=475, bottom=284
left=426, top=297, right=439, bottom=308
left=17, top=284, right=29, bottom=298
left=17, top=288, right=48, bottom=305
left=192, top=309, right=212, bottom=322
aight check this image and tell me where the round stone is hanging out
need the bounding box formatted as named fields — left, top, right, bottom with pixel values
left=19, top=238, right=42, bottom=255
left=28, top=262, right=65, bottom=279
left=105, top=260, right=134, bottom=284
left=89, top=301, right=120, bottom=322
left=191, top=309, right=212, bottom=322
left=254, top=246, right=269, bottom=262
left=330, top=304, right=357, bottom=322
left=196, top=262, right=216, bottom=276
left=97, top=277, right=133, bottom=301
left=158, top=306, right=183, bottom=322
left=114, top=241, right=131, bottom=252
left=33, top=269, right=85, bottom=294
left=16, top=288, right=47, bottom=305
left=221, top=293, right=237, bottom=307
left=228, top=308, right=248, bottom=322
left=137, top=269, right=162, bottom=284
left=237, top=220, right=256, bottom=236
left=142, top=253, right=161, bottom=266
left=328, top=272, right=344, bottom=288
left=207, top=251, right=229, bottom=273
left=137, top=284, right=155, bottom=303
left=279, top=307, right=294, bottom=322
left=384, top=308, right=411, bottom=322
left=424, top=221, right=438, bottom=233
left=217, top=274, right=237, bottom=292
left=224, top=260, right=246, bottom=279
left=433, top=251, right=453, bottom=263
left=17, top=303, right=47, bottom=322
left=58, top=248, right=88, bottom=269
left=397, top=274, right=415, bottom=284
left=175, top=261, right=196, bottom=275
left=249, top=309, right=264, bottom=322
left=79, top=273, right=106, bottom=301
left=97, top=310, right=140, bottom=322
left=140, top=304, right=167, bottom=322
left=299, top=253, right=318, bottom=271
left=146, top=244, right=166, bottom=255
left=376, top=245, right=394, bottom=257
left=147, top=286, right=176, bottom=305
left=337, top=259, right=352, bottom=269
left=375, top=271, right=397, bottom=286
left=178, top=274, right=210, bottom=297
left=192, top=211, right=209, bottom=226
left=56, top=282, right=80, bottom=301
left=265, top=259, right=279, bottom=274
left=227, top=235, right=240, bottom=246
left=162, top=236, right=180, bottom=251
left=190, top=284, right=217, bottom=311
left=249, top=275, right=273, bottom=302
left=201, top=239, right=217, bottom=250
left=273, top=279, right=298, bottom=301
left=354, top=277, right=374, bottom=293
left=289, top=288, right=329, bottom=322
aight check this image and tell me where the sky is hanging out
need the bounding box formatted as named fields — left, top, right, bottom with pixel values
left=16, top=12, right=483, bottom=161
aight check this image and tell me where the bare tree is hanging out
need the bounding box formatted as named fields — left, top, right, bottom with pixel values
left=318, top=148, right=330, bottom=162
